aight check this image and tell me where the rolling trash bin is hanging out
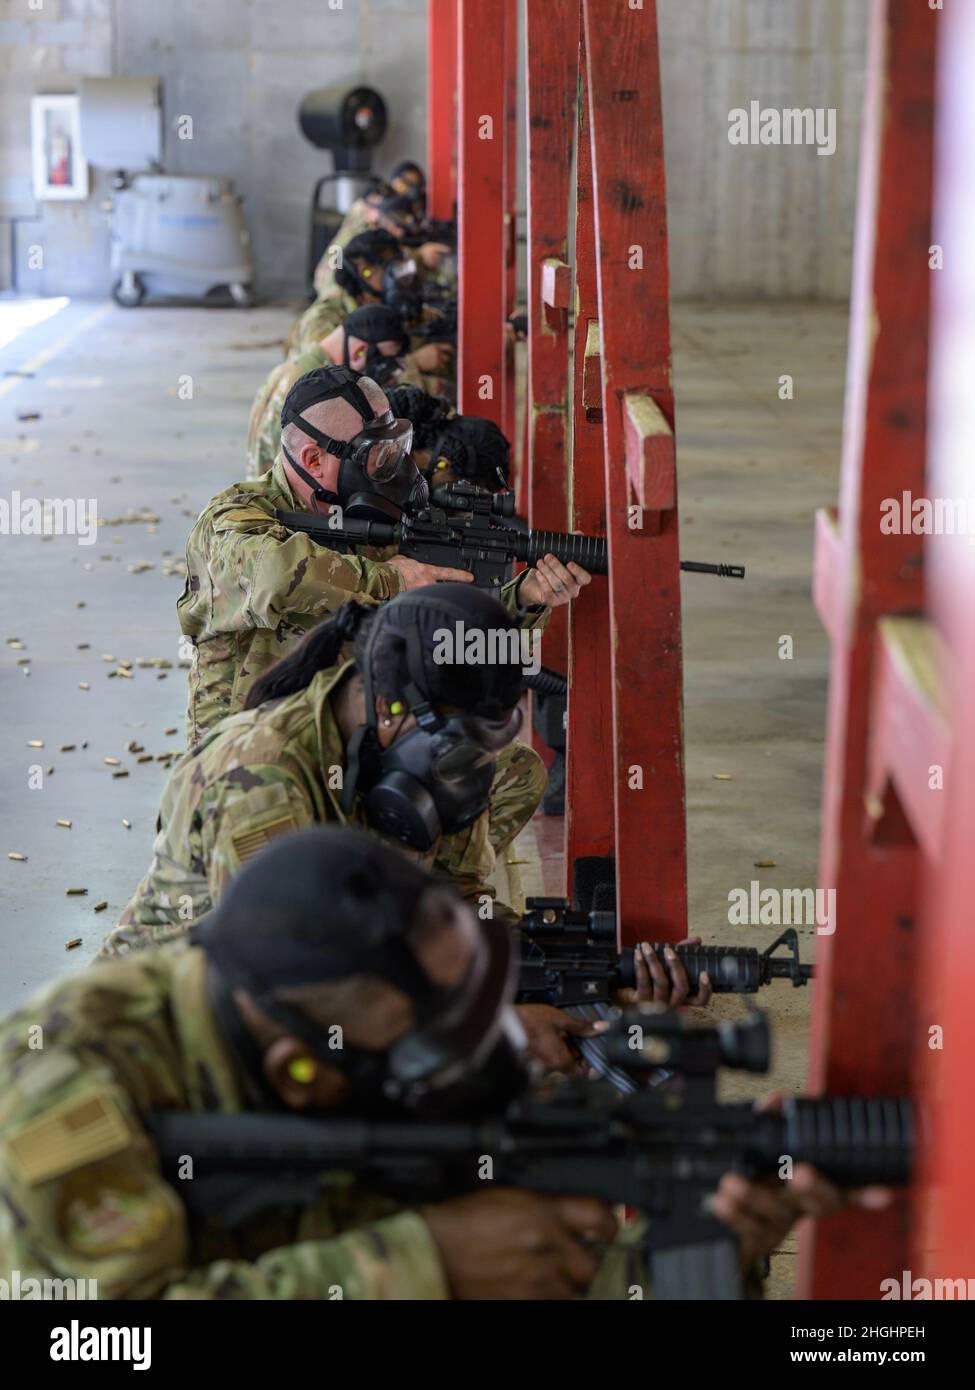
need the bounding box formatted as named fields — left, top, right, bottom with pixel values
left=109, top=173, right=255, bottom=308
left=79, top=76, right=256, bottom=308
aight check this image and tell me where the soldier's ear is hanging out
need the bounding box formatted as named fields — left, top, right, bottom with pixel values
left=348, top=338, right=367, bottom=371
left=374, top=697, right=415, bottom=749
left=297, top=440, right=327, bottom=476
left=263, top=1036, right=345, bottom=1110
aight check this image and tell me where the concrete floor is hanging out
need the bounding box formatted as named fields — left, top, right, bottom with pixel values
left=0, top=295, right=849, bottom=1291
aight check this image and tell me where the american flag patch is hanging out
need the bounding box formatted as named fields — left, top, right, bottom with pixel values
left=230, top=814, right=298, bottom=864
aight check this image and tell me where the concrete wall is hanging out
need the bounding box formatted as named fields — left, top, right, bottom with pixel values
left=0, top=0, right=117, bottom=297
left=113, top=0, right=428, bottom=299
left=659, top=0, right=869, bottom=299
left=0, top=0, right=429, bottom=299
left=0, top=1, right=869, bottom=302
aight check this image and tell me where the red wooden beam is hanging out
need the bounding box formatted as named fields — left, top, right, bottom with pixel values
left=582, top=0, right=686, bottom=943
left=524, top=0, right=576, bottom=722
left=427, top=0, right=457, bottom=222
left=799, top=0, right=937, bottom=1298
left=502, top=0, right=519, bottom=448
left=566, top=36, right=615, bottom=883
left=456, top=0, right=506, bottom=426
left=915, top=0, right=975, bottom=1290
left=864, top=619, right=948, bottom=865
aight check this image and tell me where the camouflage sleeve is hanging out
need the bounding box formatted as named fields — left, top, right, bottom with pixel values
left=0, top=1053, right=448, bottom=1301
left=433, top=807, right=497, bottom=918
left=499, top=574, right=551, bottom=633
left=584, top=1215, right=766, bottom=1300
left=246, top=527, right=406, bottom=626
left=200, top=773, right=318, bottom=906
left=162, top=1212, right=449, bottom=1300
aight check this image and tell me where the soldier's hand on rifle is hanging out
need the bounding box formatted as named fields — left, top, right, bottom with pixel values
left=388, top=554, right=474, bottom=589
left=518, top=554, right=592, bottom=609
left=514, top=1002, right=610, bottom=1073
left=617, top=938, right=713, bottom=1008
left=411, top=342, right=455, bottom=373
left=421, top=1188, right=617, bottom=1299
left=708, top=1093, right=895, bottom=1267
left=418, top=241, right=452, bottom=269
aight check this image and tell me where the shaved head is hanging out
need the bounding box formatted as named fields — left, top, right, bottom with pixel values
left=282, top=375, right=389, bottom=459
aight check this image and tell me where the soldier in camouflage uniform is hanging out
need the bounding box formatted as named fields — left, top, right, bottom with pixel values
left=311, top=193, right=378, bottom=297
left=313, top=160, right=452, bottom=300
left=1, top=829, right=861, bottom=1299
left=291, top=229, right=400, bottom=357
left=181, top=368, right=574, bottom=747
left=290, top=230, right=451, bottom=394
left=246, top=305, right=410, bottom=481
left=104, top=586, right=549, bottom=953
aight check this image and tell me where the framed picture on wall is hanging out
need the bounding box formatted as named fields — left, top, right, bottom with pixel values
left=31, top=94, right=89, bottom=201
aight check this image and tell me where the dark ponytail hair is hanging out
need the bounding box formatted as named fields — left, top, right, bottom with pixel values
left=243, top=601, right=410, bottom=711
left=243, top=602, right=374, bottom=709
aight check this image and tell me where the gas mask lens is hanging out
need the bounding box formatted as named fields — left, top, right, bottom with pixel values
left=389, top=258, right=419, bottom=285
left=366, top=351, right=405, bottom=387
left=458, top=708, right=524, bottom=752
left=385, top=922, right=528, bottom=1114
left=429, top=708, right=523, bottom=783
left=361, top=415, right=414, bottom=478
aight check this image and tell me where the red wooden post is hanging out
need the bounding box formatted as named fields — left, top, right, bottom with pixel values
left=427, top=0, right=457, bottom=222
left=799, top=0, right=937, bottom=1298
left=524, top=0, right=575, bottom=738
left=581, top=0, right=686, bottom=943
left=456, top=0, right=506, bottom=427
left=915, top=0, right=975, bottom=1293
left=566, top=35, right=615, bottom=880
left=502, top=0, right=519, bottom=449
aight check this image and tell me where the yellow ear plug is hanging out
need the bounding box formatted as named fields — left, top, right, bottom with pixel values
left=436, top=458, right=449, bottom=469
left=390, top=700, right=406, bottom=716
left=288, top=1058, right=317, bottom=1085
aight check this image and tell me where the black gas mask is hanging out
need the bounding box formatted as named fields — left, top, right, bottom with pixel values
left=363, top=707, right=523, bottom=850
left=341, top=588, right=526, bottom=852
left=280, top=365, right=428, bottom=523
left=381, top=258, right=423, bottom=319
left=341, top=328, right=408, bottom=390
left=194, top=826, right=532, bottom=1120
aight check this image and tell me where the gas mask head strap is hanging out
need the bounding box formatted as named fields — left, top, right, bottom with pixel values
left=280, top=367, right=386, bottom=504
left=195, top=918, right=455, bottom=1082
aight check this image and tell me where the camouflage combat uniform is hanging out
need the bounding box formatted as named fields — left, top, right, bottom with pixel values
left=0, top=944, right=449, bottom=1298
left=178, top=453, right=547, bottom=747
left=291, top=287, right=360, bottom=357
left=312, top=198, right=374, bottom=298
left=98, top=660, right=547, bottom=956
left=0, top=942, right=654, bottom=1299
left=178, top=454, right=403, bottom=748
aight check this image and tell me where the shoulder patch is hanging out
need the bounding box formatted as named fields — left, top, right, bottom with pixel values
left=231, top=813, right=298, bottom=865
left=13, top=1049, right=81, bottom=1100
left=58, top=1164, right=171, bottom=1257
left=4, top=1093, right=133, bottom=1186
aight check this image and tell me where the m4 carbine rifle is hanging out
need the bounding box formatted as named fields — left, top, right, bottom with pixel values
left=147, top=1009, right=912, bottom=1301
left=277, top=482, right=746, bottom=590
left=517, top=897, right=813, bottom=1008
